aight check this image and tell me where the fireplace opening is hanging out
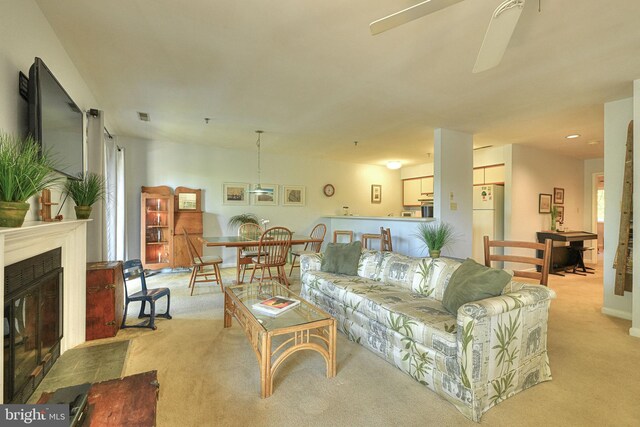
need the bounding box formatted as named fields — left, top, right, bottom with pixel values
left=3, top=248, right=63, bottom=403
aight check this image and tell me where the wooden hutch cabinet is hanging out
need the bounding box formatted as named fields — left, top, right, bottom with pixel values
left=141, top=186, right=174, bottom=270
left=140, top=185, right=204, bottom=269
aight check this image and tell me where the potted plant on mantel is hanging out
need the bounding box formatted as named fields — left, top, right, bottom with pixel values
left=64, top=172, right=106, bottom=219
left=414, top=221, right=456, bottom=258
left=0, top=132, right=58, bottom=227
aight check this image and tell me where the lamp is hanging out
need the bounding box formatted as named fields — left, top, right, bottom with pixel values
left=249, top=130, right=273, bottom=194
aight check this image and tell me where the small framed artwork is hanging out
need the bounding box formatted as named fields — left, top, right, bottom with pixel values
left=539, top=193, right=552, bottom=213
left=223, top=182, right=249, bottom=205
left=554, top=187, right=565, bottom=204
left=556, top=205, right=565, bottom=223
left=178, top=192, right=197, bottom=210
left=283, top=185, right=305, bottom=206
left=251, top=184, right=278, bottom=206
left=371, top=184, right=382, bottom=204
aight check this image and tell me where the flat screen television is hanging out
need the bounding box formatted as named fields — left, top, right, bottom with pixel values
left=28, top=57, right=84, bottom=179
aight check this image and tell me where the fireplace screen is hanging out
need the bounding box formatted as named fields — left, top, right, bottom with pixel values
left=3, top=248, right=63, bottom=403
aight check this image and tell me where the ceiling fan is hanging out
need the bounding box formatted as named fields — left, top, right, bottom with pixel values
left=370, top=0, right=531, bottom=73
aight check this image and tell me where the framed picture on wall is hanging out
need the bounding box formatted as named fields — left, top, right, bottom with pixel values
left=539, top=193, right=552, bottom=213
left=556, top=205, right=565, bottom=223
left=371, top=184, right=382, bottom=204
left=251, top=184, right=278, bottom=206
left=223, top=182, right=249, bottom=205
left=283, top=185, right=305, bottom=206
left=554, top=187, right=565, bottom=204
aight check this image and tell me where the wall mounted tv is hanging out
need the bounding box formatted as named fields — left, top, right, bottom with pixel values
left=28, top=57, right=84, bottom=179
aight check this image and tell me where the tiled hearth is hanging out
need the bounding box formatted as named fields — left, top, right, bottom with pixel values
left=0, top=220, right=88, bottom=401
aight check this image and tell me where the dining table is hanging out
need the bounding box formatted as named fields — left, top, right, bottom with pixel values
left=203, top=234, right=323, bottom=284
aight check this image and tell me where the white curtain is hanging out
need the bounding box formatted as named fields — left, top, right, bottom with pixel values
left=104, top=133, right=126, bottom=261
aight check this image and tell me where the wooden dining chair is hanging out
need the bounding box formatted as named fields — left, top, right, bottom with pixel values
left=483, top=235, right=552, bottom=286
left=183, top=228, right=223, bottom=295
left=361, top=233, right=381, bottom=249
left=381, top=227, right=393, bottom=252
left=237, top=223, right=264, bottom=283
left=250, top=227, right=293, bottom=286
left=289, top=223, right=327, bottom=275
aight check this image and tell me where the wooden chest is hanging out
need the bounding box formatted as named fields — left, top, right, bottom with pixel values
left=86, top=261, right=124, bottom=340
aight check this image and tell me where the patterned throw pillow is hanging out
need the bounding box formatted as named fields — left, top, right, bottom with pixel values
left=320, top=242, right=362, bottom=275
left=441, top=258, right=511, bottom=315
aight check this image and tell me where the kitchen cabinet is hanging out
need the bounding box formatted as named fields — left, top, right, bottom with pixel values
left=403, top=178, right=422, bottom=206
left=484, top=165, right=505, bottom=184
left=420, top=176, right=434, bottom=194
left=473, top=168, right=485, bottom=185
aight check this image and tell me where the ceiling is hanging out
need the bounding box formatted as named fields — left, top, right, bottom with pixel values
left=36, top=0, right=640, bottom=166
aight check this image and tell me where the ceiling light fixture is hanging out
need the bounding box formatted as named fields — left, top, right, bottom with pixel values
left=249, top=130, right=273, bottom=195
left=387, top=161, right=402, bottom=170
left=565, top=134, right=580, bottom=139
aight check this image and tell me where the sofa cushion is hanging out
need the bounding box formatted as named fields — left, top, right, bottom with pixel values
left=442, top=258, right=511, bottom=315
left=321, top=242, right=362, bottom=275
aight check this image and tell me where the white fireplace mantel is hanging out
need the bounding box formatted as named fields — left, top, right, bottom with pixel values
left=0, top=220, right=88, bottom=395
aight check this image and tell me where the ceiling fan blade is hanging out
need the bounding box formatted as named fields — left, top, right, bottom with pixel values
left=472, top=0, right=525, bottom=73
left=370, top=0, right=465, bottom=35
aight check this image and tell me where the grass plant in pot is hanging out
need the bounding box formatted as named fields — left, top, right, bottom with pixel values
left=227, top=213, right=259, bottom=232
left=414, top=221, right=456, bottom=258
left=64, top=172, right=106, bottom=219
left=0, top=132, right=58, bottom=227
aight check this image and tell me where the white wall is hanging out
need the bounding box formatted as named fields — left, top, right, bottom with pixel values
left=400, top=145, right=506, bottom=180
left=508, top=144, right=585, bottom=241
left=603, top=97, right=633, bottom=320
left=0, top=1, right=99, bottom=232
left=119, top=136, right=402, bottom=265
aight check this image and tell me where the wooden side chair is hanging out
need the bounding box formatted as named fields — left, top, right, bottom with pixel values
left=121, top=259, right=171, bottom=330
left=250, top=227, right=293, bottom=286
left=333, top=230, right=353, bottom=243
left=237, top=223, right=264, bottom=283
left=361, top=233, right=382, bottom=249
left=483, top=235, right=552, bottom=286
left=289, top=223, right=327, bottom=275
left=183, top=228, right=223, bottom=295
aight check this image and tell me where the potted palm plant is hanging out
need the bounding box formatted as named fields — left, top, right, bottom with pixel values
left=414, top=221, right=456, bottom=258
left=64, top=172, right=106, bottom=219
left=227, top=213, right=259, bottom=231
left=0, top=132, right=58, bottom=227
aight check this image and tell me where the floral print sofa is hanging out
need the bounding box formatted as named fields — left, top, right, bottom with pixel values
left=299, top=250, right=556, bottom=422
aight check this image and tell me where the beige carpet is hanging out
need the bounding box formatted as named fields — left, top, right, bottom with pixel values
left=88, top=264, right=640, bottom=426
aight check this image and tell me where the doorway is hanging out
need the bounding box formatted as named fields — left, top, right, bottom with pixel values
left=592, top=173, right=604, bottom=264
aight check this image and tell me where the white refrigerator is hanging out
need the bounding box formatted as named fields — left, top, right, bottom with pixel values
left=472, top=184, right=504, bottom=264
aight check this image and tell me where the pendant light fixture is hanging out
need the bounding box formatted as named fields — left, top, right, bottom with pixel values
left=249, top=130, right=273, bottom=194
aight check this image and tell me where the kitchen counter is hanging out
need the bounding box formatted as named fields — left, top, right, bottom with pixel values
left=323, top=215, right=434, bottom=222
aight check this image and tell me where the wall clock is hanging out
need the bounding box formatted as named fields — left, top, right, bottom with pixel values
left=323, top=184, right=335, bottom=197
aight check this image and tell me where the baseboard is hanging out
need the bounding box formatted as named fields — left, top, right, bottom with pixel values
left=601, top=307, right=632, bottom=320
left=629, top=327, right=640, bottom=338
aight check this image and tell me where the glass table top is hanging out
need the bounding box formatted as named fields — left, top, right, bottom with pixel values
left=227, top=282, right=330, bottom=332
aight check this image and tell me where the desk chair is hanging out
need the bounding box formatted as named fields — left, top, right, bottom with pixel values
left=183, top=228, right=223, bottom=295
left=250, top=227, right=293, bottom=286
left=289, top=223, right=326, bottom=276
left=121, top=259, right=171, bottom=330
left=483, top=236, right=552, bottom=286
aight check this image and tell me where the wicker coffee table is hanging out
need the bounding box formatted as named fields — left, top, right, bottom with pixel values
left=224, top=282, right=337, bottom=397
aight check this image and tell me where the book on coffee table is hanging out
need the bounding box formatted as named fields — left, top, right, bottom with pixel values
left=252, top=295, right=300, bottom=317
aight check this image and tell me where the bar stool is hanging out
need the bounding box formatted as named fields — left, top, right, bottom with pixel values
left=333, top=230, right=353, bottom=243
left=362, top=233, right=382, bottom=250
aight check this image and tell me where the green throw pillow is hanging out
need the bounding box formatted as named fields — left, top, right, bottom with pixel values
left=320, top=242, right=362, bottom=275
left=442, top=258, right=511, bottom=315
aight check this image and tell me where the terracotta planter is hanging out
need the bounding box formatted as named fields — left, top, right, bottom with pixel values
left=74, top=205, right=92, bottom=219
left=429, top=249, right=441, bottom=258
left=0, top=201, right=30, bottom=227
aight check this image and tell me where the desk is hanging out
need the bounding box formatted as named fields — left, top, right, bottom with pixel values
left=204, top=235, right=322, bottom=284
left=537, top=231, right=598, bottom=274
